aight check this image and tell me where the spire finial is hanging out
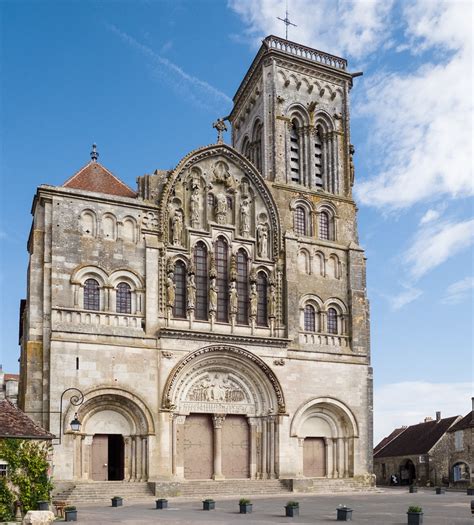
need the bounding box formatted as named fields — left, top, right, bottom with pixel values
left=277, top=1, right=297, bottom=40
left=90, top=143, right=99, bottom=162
left=212, top=118, right=228, bottom=144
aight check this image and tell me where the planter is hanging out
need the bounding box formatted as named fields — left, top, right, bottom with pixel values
left=37, top=501, right=49, bottom=511
left=239, top=503, right=253, bottom=514
left=407, top=511, right=423, bottom=525
left=470, top=500, right=474, bottom=514
left=337, top=507, right=353, bottom=521
left=65, top=510, right=78, bottom=522
left=285, top=505, right=299, bottom=517
left=156, top=498, right=168, bottom=509
left=111, top=497, right=123, bottom=507
left=435, top=487, right=445, bottom=495
left=202, top=500, right=215, bottom=511
left=467, top=488, right=474, bottom=496
left=409, top=486, right=418, bottom=493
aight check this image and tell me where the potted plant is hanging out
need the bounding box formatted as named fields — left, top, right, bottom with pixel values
left=156, top=498, right=168, bottom=509
left=111, top=496, right=123, bottom=507
left=467, top=484, right=474, bottom=496
left=37, top=500, right=49, bottom=511
left=409, top=484, right=418, bottom=493
left=435, top=487, right=445, bottom=495
left=239, top=498, right=252, bottom=514
left=64, top=505, right=77, bottom=522
left=407, top=505, right=423, bottom=525
left=285, top=501, right=299, bottom=517
left=202, top=498, right=215, bottom=510
left=337, top=504, right=353, bottom=521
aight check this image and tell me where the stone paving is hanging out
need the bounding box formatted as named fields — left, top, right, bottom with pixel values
left=70, top=488, right=472, bottom=524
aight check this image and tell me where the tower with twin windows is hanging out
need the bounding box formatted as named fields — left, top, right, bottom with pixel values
left=19, top=35, right=372, bottom=494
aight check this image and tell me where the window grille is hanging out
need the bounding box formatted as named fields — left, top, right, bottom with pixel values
left=294, top=206, right=307, bottom=236
left=327, top=307, right=338, bottom=334
left=304, top=304, right=316, bottom=332
left=319, top=211, right=330, bottom=240
left=216, top=238, right=229, bottom=322
left=256, top=272, right=268, bottom=326
left=116, top=282, right=131, bottom=314
left=0, top=463, right=7, bottom=477
left=194, top=242, right=208, bottom=320
left=236, top=250, right=249, bottom=324
left=173, top=261, right=187, bottom=318
left=83, top=279, right=100, bottom=311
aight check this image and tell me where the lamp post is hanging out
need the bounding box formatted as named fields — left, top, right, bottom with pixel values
left=57, top=388, right=84, bottom=444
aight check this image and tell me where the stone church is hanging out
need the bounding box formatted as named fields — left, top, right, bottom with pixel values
left=19, top=35, right=372, bottom=492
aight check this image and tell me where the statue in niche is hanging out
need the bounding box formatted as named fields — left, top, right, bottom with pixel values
left=215, top=194, right=228, bottom=224
left=249, top=283, right=258, bottom=318
left=190, top=186, right=201, bottom=228
left=230, top=253, right=238, bottom=282
left=212, top=161, right=236, bottom=191
left=240, top=179, right=250, bottom=199
left=257, top=222, right=269, bottom=258
left=349, top=144, right=355, bottom=186
left=229, top=281, right=239, bottom=315
left=240, top=199, right=251, bottom=237
left=187, top=273, right=196, bottom=310
left=171, top=210, right=183, bottom=246
left=209, top=278, right=218, bottom=314
left=166, top=272, right=176, bottom=308
left=268, top=283, right=277, bottom=319
left=209, top=251, right=217, bottom=280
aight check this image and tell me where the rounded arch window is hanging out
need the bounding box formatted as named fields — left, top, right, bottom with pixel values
left=84, top=278, right=100, bottom=311
left=327, top=307, right=338, bottom=334
left=116, top=282, right=131, bottom=314
left=304, top=304, right=316, bottom=332
left=173, top=260, right=187, bottom=319
left=294, top=205, right=307, bottom=236
left=256, top=271, right=268, bottom=327
left=215, top=237, right=229, bottom=322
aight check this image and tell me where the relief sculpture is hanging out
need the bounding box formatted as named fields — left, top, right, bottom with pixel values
left=187, top=373, right=245, bottom=403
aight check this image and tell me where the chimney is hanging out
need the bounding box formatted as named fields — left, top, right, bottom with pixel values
left=436, top=411, right=441, bottom=422
left=472, top=397, right=474, bottom=412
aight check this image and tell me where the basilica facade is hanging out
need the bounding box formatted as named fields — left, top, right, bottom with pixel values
left=19, top=36, right=372, bottom=490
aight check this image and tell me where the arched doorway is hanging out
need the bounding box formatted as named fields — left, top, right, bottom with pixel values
left=453, top=461, right=470, bottom=483
left=400, top=459, right=416, bottom=485
left=163, top=345, right=285, bottom=480
left=290, top=397, right=359, bottom=478
left=65, top=388, right=154, bottom=481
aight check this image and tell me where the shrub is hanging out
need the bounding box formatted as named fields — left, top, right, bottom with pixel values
left=408, top=506, right=423, bottom=513
left=203, top=498, right=215, bottom=502
left=239, top=498, right=251, bottom=505
left=65, top=506, right=77, bottom=511
left=286, top=501, right=299, bottom=507
left=0, top=477, right=15, bottom=521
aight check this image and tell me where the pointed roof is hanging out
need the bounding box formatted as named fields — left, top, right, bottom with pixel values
left=448, top=410, right=474, bottom=432
left=374, top=427, right=407, bottom=455
left=0, top=400, right=54, bottom=439
left=63, top=161, right=136, bottom=198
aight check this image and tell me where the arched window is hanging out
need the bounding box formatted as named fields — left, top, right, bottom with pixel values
left=216, top=237, right=229, bottom=322
left=84, top=278, right=100, bottom=311
left=319, top=211, right=330, bottom=240
left=289, top=120, right=301, bottom=183
left=242, top=137, right=251, bottom=162
left=236, top=250, right=249, bottom=325
left=256, top=272, right=268, bottom=326
left=173, top=261, right=186, bottom=318
left=327, top=307, right=338, bottom=334
left=304, top=304, right=316, bottom=332
left=253, top=121, right=263, bottom=173
left=314, top=128, right=324, bottom=188
left=294, top=206, right=307, bottom=236
left=116, top=282, right=131, bottom=314
left=194, top=242, right=208, bottom=320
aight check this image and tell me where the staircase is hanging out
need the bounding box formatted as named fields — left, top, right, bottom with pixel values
left=163, top=479, right=292, bottom=498
left=52, top=481, right=154, bottom=505
left=288, top=477, right=378, bottom=494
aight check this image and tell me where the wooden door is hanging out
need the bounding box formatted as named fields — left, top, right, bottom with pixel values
left=183, top=414, right=213, bottom=479
left=303, top=437, right=326, bottom=477
left=91, top=435, right=108, bottom=481
left=222, top=415, right=250, bottom=479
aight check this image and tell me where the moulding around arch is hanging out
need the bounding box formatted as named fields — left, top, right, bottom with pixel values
left=161, top=345, right=286, bottom=414
left=290, top=396, right=359, bottom=438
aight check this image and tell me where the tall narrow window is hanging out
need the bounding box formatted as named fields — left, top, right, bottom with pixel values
left=256, top=272, right=268, bottom=326
left=195, top=242, right=208, bottom=320
left=319, top=211, right=330, bottom=240
left=116, top=282, right=131, bottom=314
left=314, top=128, right=323, bottom=188
left=253, top=122, right=263, bottom=173
left=294, top=206, right=307, bottom=236
left=173, top=261, right=186, bottom=318
left=84, top=278, right=100, bottom=311
left=304, top=304, right=316, bottom=332
left=216, top=237, right=229, bottom=322
left=236, top=249, right=249, bottom=324
left=289, top=121, right=300, bottom=183
left=327, top=307, right=338, bottom=334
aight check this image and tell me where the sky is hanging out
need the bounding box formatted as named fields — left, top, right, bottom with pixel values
left=0, top=0, right=472, bottom=444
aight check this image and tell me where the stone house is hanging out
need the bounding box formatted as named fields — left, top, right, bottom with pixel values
left=447, top=399, right=473, bottom=487
left=18, top=35, right=373, bottom=494
left=374, top=412, right=461, bottom=486
left=0, top=366, right=19, bottom=406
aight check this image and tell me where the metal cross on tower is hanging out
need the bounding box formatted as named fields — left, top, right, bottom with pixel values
left=277, top=3, right=297, bottom=40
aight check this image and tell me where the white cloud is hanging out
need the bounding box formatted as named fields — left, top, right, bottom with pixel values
left=404, top=218, right=474, bottom=279
left=374, top=381, right=472, bottom=445
left=389, top=284, right=423, bottom=310
left=442, top=276, right=474, bottom=304
left=107, top=24, right=232, bottom=110
left=419, top=209, right=440, bottom=225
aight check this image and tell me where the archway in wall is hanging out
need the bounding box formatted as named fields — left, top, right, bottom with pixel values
left=399, top=459, right=416, bottom=485
left=66, top=389, right=154, bottom=482
left=452, top=461, right=470, bottom=483
left=291, top=397, right=359, bottom=479
left=163, top=345, right=285, bottom=480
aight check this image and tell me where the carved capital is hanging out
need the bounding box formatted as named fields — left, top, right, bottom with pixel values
left=213, top=414, right=226, bottom=428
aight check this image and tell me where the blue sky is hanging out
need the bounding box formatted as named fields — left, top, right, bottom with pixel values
left=1, top=0, right=472, bottom=442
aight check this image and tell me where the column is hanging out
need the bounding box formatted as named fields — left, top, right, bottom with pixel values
left=130, top=436, right=136, bottom=481
left=123, top=437, right=130, bottom=480
left=324, top=438, right=330, bottom=478
left=261, top=418, right=268, bottom=479
left=343, top=438, right=349, bottom=477
left=332, top=437, right=338, bottom=478
left=248, top=418, right=258, bottom=479
left=136, top=436, right=142, bottom=481
left=142, top=437, right=148, bottom=480
left=171, top=415, right=177, bottom=478
left=337, top=437, right=345, bottom=479
left=268, top=417, right=276, bottom=479
left=212, top=414, right=225, bottom=480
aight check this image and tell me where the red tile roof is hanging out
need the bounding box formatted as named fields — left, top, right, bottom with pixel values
left=374, top=427, right=407, bottom=455
left=374, top=416, right=459, bottom=458
left=63, top=162, right=136, bottom=198
left=0, top=400, right=54, bottom=439
left=448, top=411, right=474, bottom=432
left=4, top=374, right=19, bottom=381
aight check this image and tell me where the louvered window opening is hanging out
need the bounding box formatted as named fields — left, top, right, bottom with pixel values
left=314, top=129, right=323, bottom=188
left=173, top=261, right=187, bottom=318
left=290, top=123, right=300, bottom=182
left=84, top=279, right=100, bottom=311
left=256, top=272, right=268, bottom=326
left=236, top=250, right=249, bottom=324
left=116, top=282, right=131, bottom=314
left=195, top=242, right=208, bottom=320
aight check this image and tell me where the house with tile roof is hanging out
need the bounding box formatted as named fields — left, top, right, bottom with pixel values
left=447, top=398, right=473, bottom=486
left=374, top=411, right=461, bottom=486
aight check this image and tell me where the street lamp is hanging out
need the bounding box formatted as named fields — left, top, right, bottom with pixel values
left=57, top=388, right=84, bottom=444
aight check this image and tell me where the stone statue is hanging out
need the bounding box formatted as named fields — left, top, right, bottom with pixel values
left=229, top=281, right=238, bottom=315
left=187, top=273, right=196, bottom=310
left=257, top=222, right=269, bottom=258
left=215, top=194, right=228, bottom=224
left=249, top=283, right=258, bottom=318
left=349, top=144, right=355, bottom=186
left=230, top=253, right=237, bottom=282
left=190, top=186, right=201, bottom=228
left=268, top=283, right=277, bottom=319
left=209, top=278, right=218, bottom=313
left=171, top=210, right=183, bottom=246
left=166, top=273, right=176, bottom=308
left=240, top=199, right=251, bottom=237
